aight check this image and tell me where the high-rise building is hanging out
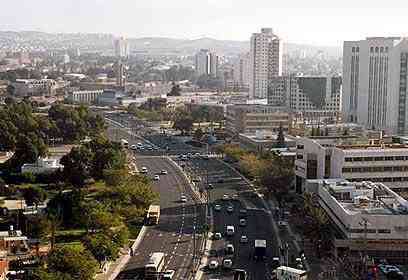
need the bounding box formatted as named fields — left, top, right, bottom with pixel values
left=233, top=53, right=250, bottom=88
left=343, top=37, right=408, bottom=134
left=195, top=49, right=218, bottom=77
left=116, top=61, right=125, bottom=88
left=114, top=37, right=130, bottom=58
left=249, top=28, right=282, bottom=99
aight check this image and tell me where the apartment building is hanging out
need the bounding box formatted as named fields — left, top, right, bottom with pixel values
left=225, top=104, right=290, bottom=135
left=249, top=28, right=282, bottom=99
left=305, top=179, right=408, bottom=262
left=343, top=37, right=408, bottom=134
left=233, top=53, right=250, bottom=89
left=195, top=49, right=218, bottom=77
left=269, top=75, right=342, bottom=123
left=114, top=37, right=129, bottom=58
left=295, top=136, right=408, bottom=192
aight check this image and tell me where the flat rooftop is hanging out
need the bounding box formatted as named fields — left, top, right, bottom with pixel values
left=321, top=180, right=408, bottom=216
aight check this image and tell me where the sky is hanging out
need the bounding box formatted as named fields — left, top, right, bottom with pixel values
left=1, top=0, right=408, bottom=46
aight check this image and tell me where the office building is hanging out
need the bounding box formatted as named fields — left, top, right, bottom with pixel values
left=343, top=37, right=408, bottom=134
left=67, top=89, right=104, bottom=104
left=195, top=49, right=218, bottom=77
left=305, top=179, right=408, bottom=262
left=12, top=79, right=58, bottom=97
left=269, top=75, right=342, bottom=123
left=249, top=28, right=282, bottom=99
left=295, top=136, right=408, bottom=192
left=233, top=53, right=250, bottom=89
left=114, top=37, right=130, bottom=58
left=116, top=61, right=125, bottom=88
left=225, top=104, right=290, bottom=135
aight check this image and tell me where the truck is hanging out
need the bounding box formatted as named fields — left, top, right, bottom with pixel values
left=274, top=266, right=307, bottom=280
left=146, top=205, right=160, bottom=225
left=254, top=239, right=267, bottom=261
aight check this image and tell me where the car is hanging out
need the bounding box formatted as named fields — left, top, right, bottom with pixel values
left=214, top=204, right=221, bottom=211
left=187, top=153, right=192, bottom=158
left=181, top=155, right=188, bottom=161
left=194, top=153, right=201, bottom=158
left=202, top=155, right=210, bottom=160
left=153, top=175, right=160, bottom=181
left=161, top=170, right=168, bottom=175
left=214, top=232, right=222, bottom=240
left=208, top=260, right=219, bottom=270
left=192, top=177, right=201, bottom=183
left=148, top=147, right=153, bottom=151
left=180, top=195, right=187, bottom=203
left=141, top=167, right=148, bottom=174
left=225, top=244, right=234, bottom=255
left=223, top=259, right=233, bottom=269
left=226, top=225, right=235, bottom=236
left=239, top=219, right=247, bottom=226
left=272, top=257, right=280, bottom=269
left=130, top=144, right=137, bottom=150
left=240, top=235, right=248, bottom=243
left=209, top=249, right=218, bottom=257
left=153, top=146, right=159, bottom=150
left=222, top=194, right=229, bottom=201
left=239, top=209, right=248, bottom=217
left=278, top=221, right=288, bottom=227
left=227, top=205, right=234, bottom=213
left=162, top=270, right=175, bottom=279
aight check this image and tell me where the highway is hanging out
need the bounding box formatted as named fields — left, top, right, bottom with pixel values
left=182, top=157, right=280, bottom=280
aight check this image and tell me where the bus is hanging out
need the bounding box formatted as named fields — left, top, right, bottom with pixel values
left=145, top=252, right=165, bottom=279
left=120, top=139, right=129, bottom=149
left=146, top=205, right=160, bottom=225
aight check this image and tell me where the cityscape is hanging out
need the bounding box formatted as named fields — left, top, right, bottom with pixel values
left=0, top=1, right=408, bottom=280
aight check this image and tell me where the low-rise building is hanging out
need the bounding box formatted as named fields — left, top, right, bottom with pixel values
left=295, top=136, right=408, bottom=192
left=305, top=179, right=408, bottom=262
left=21, top=157, right=63, bottom=175
left=67, top=89, right=104, bottom=104
left=225, top=104, right=291, bottom=136
left=238, top=131, right=297, bottom=152
left=12, top=79, right=59, bottom=97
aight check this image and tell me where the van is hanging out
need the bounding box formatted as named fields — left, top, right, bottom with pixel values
left=226, top=225, right=235, bottom=236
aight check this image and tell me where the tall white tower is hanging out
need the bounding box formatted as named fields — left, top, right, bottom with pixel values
left=249, top=28, right=282, bottom=99
left=195, top=49, right=218, bottom=77
left=114, top=37, right=129, bottom=58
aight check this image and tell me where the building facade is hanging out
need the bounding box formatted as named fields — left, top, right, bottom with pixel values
left=225, top=104, right=290, bottom=135
left=249, top=28, right=282, bottom=99
left=233, top=53, right=250, bottom=89
left=195, top=49, right=218, bottom=77
left=12, top=79, right=59, bottom=97
left=295, top=136, right=408, bottom=192
left=67, top=90, right=104, bottom=104
left=305, top=179, right=408, bottom=262
left=114, top=37, right=130, bottom=58
left=343, top=37, right=408, bottom=134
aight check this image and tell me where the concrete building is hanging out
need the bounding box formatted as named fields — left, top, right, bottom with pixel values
left=21, top=157, right=63, bottom=175
left=195, top=49, right=218, bottom=77
left=238, top=131, right=297, bottom=153
left=114, top=37, right=129, bottom=58
left=343, top=37, right=408, bottom=134
left=12, top=79, right=58, bottom=97
left=116, top=61, right=125, bottom=88
left=249, top=28, right=282, bottom=99
left=67, top=89, right=104, bottom=104
left=305, top=179, right=408, bottom=262
left=225, top=104, right=290, bottom=135
left=269, top=76, right=342, bottom=123
left=295, top=136, right=408, bottom=192
left=97, top=89, right=127, bottom=106
left=233, top=53, right=250, bottom=89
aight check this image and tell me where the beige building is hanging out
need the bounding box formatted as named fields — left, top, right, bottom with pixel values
left=67, top=89, right=104, bottom=104
left=225, top=104, right=290, bottom=135
left=12, top=79, right=59, bottom=97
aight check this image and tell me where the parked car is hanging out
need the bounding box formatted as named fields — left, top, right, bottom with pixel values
left=240, top=235, right=248, bottom=243
left=223, top=259, right=233, bottom=269
left=214, top=204, right=222, bottom=211
left=208, top=260, right=219, bottom=270
left=162, top=270, right=175, bottom=279
left=153, top=175, right=160, bottom=181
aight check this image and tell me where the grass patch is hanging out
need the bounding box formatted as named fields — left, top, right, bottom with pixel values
left=55, top=228, right=87, bottom=245
left=127, top=222, right=143, bottom=239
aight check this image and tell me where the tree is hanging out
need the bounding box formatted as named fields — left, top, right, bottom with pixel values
left=276, top=122, right=286, bottom=148
left=83, top=233, right=120, bottom=265
left=168, top=83, right=181, bottom=96
left=239, top=153, right=264, bottom=179
left=60, top=146, right=93, bottom=187
left=47, top=245, right=98, bottom=280
left=83, top=202, right=122, bottom=232
left=32, top=268, right=73, bottom=280
left=173, top=117, right=194, bottom=135
left=6, top=85, right=15, bottom=96
left=23, top=186, right=47, bottom=207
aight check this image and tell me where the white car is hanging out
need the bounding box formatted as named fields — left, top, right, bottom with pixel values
left=208, top=260, right=219, bottom=270
left=223, top=259, right=233, bottom=269
left=225, top=244, right=234, bottom=255
left=180, top=195, right=187, bottom=203
left=214, top=204, right=221, bottom=211
left=222, top=194, right=229, bottom=201
left=154, top=175, right=160, bottom=181
left=162, top=270, right=175, bottom=279
left=161, top=170, right=168, bottom=175
left=214, top=232, right=222, bottom=240
left=227, top=205, right=234, bottom=213
left=278, top=221, right=288, bottom=227
left=130, top=144, right=137, bottom=150
left=240, top=235, right=248, bottom=243
left=141, top=167, right=148, bottom=174
left=239, top=218, right=247, bottom=226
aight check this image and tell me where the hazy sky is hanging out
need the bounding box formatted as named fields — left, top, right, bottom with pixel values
left=2, top=0, right=408, bottom=46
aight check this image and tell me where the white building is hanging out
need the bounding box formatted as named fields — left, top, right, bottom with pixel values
left=12, top=79, right=59, bottom=97
left=295, top=136, right=408, bottom=192
left=233, top=53, right=250, bottom=89
left=343, top=37, right=408, bottom=134
left=21, top=157, right=63, bottom=174
left=114, top=37, right=130, bottom=58
left=67, top=90, right=104, bottom=104
left=305, top=179, right=408, bottom=261
left=269, top=75, right=342, bottom=122
left=249, top=28, right=282, bottom=99
left=195, top=49, right=218, bottom=77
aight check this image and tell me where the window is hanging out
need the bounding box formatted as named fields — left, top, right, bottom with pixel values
left=353, top=157, right=363, bottom=162
left=370, top=47, right=374, bottom=53
left=385, top=156, right=394, bottom=161
left=378, top=229, right=391, bottom=234
left=364, top=157, right=373, bottom=161
left=345, top=157, right=353, bottom=162
left=297, top=145, right=304, bottom=150
left=374, top=157, right=384, bottom=161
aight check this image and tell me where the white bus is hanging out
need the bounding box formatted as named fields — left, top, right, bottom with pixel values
left=146, top=205, right=160, bottom=225
left=145, top=252, right=165, bottom=279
